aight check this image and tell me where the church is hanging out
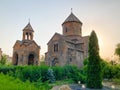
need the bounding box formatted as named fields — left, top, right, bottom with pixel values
left=12, top=23, right=40, bottom=65
left=45, top=12, right=89, bottom=67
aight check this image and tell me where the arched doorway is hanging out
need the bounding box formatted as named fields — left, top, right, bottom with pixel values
left=52, top=58, right=58, bottom=66
left=28, top=54, right=34, bottom=65
left=13, top=53, right=18, bottom=65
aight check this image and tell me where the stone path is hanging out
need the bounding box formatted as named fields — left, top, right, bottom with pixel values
left=69, top=84, right=82, bottom=90
left=69, top=84, right=111, bottom=90
left=51, top=84, right=120, bottom=90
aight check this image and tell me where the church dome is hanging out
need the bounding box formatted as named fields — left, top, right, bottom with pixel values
left=62, top=12, right=82, bottom=25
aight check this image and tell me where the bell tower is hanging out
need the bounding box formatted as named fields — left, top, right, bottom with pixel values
left=13, top=22, right=40, bottom=65
left=22, top=22, right=34, bottom=40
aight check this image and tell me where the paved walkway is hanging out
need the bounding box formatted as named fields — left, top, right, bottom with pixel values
left=51, top=84, right=120, bottom=90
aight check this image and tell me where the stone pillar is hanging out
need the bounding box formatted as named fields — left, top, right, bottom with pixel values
left=30, top=33, right=33, bottom=40
left=17, top=54, right=21, bottom=65
left=22, top=33, right=25, bottom=40
left=23, top=53, right=28, bottom=65
left=27, top=34, right=29, bottom=40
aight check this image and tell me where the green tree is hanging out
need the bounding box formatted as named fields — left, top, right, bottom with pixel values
left=0, top=55, right=7, bottom=65
left=115, top=43, right=120, bottom=60
left=86, top=31, right=102, bottom=89
left=46, top=68, right=55, bottom=83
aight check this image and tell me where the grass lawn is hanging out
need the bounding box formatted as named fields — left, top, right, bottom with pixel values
left=0, top=72, right=119, bottom=90
left=0, top=73, right=53, bottom=90
left=0, top=73, right=38, bottom=90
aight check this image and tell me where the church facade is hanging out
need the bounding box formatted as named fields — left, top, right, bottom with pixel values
left=12, top=23, right=40, bottom=65
left=45, top=12, right=89, bottom=67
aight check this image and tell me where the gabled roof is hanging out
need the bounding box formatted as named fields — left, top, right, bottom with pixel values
left=47, top=33, right=83, bottom=45
left=62, top=12, right=82, bottom=25
left=47, top=33, right=64, bottom=45
left=23, top=22, right=34, bottom=32
left=13, top=40, right=40, bottom=48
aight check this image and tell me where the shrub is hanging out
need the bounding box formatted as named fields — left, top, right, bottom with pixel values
left=52, top=66, right=64, bottom=80
left=34, top=78, right=52, bottom=90
left=112, top=78, right=120, bottom=85
left=83, top=58, right=89, bottom=66
left=46, top=68, right=55, bottom=83
left=0, top=55, right=7, bottom=65
left=38, top=65, right=49, bottom=82
left=0, top=65, right=88, bottom=84
left=16, top=65, right=49, bottom=82
left=103, top=64, right=120, bottom=79
left=0, top=65, right=15, bottom=74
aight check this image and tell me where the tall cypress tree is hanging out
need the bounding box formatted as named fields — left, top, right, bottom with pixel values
left=86, top=31, right=102, bottom=89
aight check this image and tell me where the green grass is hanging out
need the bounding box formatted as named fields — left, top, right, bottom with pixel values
left=112, top=78, right=120, bottom=85
left=0, top=73, right=51, bottom=90
left=55, top=79, right=74, bottom=85
left=49, top=79, right=74, bottom=88
left=0, top=73, right=74, bottom=90
left=0, top=73, right=37, bottom=90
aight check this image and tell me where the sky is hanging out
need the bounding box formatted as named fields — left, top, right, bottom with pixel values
left=0, top=0, right=120, bottom=58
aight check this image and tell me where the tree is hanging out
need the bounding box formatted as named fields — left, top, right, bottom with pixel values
left=0, top=55, right=7, bottom=65
left=115, top=43, right=120, bottom=59
left=86, top=31, right=102, bottom=89
left=46, top=68, right=55, bottom=83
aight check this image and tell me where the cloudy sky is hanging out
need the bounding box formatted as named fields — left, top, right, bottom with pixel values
left=0, top=0, right=120, bottom=58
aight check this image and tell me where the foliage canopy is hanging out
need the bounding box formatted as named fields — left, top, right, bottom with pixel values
left=115, top=43, right=120, bottom=59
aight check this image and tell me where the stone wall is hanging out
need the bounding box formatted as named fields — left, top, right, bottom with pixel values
left=13, top=41, right=40, bottom=65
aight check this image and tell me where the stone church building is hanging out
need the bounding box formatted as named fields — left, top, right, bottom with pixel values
left=45, top=12, right=89, bottom=67
left=12, top=23, right=40, bottom=65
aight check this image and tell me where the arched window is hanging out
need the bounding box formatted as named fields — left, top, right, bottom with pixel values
left=65, top=27, right=67, bottom=32
left=54, top=43, right=58, bottom=52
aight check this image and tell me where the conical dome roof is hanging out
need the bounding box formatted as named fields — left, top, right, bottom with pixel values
left=62, top=12, right=82, bottom=25
left=23, top=22, right=34, bottom=32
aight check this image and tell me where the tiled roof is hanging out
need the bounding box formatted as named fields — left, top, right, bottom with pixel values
left=63, top=12, right=82, bottom=24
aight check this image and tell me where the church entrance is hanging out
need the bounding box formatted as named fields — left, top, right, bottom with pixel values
left=13, top=53, right=18, bottom=65
left=28, top=54, right=34, bottom=65
left=52, top=58, right=58, bottom=66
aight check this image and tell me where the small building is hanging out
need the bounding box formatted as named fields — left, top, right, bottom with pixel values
left=45, top=12, right=89, bottom=68
left=12, top=22, right=40, bottom=65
